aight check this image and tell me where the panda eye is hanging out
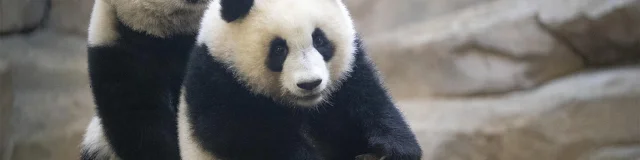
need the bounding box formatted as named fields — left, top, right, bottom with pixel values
left=267, top=37, right=288, bottom=72
left=311, top=28, right=334, bottom=61
left=275, top=45, right=287, bottom=54
left=313, top=36, right=325, bottom=47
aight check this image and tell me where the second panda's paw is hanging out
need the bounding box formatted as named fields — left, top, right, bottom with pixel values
left=81, top=117, right=120, bottom=160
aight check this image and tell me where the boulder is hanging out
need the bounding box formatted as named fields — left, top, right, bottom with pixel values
left=344, top=0, right=497, bottom=37
left=0, top=30, right=94, bottom=160
left=579, top=145, right=640, bottom=160
left=0, top=0, right=49, bottom=34
left=366, top=0, right=640, bottom=97
left=0, top=60, right=13, bottom=160
left=365, top=0, right=580, bottom=97
left=46, top=0, right=94, bottom=35
left=537, top=0, right=640, bottom=66
left=398, top=65, right=640, bottom=160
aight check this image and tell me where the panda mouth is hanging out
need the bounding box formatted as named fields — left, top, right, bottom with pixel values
left=299, top=94, right=321, bottom=100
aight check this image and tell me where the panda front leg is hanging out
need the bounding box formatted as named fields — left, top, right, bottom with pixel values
left=356, top=102, right=423, bottom=160
left=351, top=74, right=422, bottom=159
left=309, top=95, right=423, bottom=160
left=322, top=47, right=422, bottom=160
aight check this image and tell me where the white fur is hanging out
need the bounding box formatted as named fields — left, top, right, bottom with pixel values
left=88, top=0, right=210, bottom=46
left=197, top=0, right=357, bottom=107
left=177, top=88, right=217, bottom=160
left=281, top=47, right=329, bottom=106
left=87, top=0, right=118, bottom=46
left=81, top=117, right=120, bottom=160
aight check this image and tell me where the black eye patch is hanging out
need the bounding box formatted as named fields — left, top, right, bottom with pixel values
left=312, top=28, right=335, bottom=61
left=266, top=37, right=288, bottom=72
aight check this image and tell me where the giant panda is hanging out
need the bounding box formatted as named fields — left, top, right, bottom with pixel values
left=178, top=0, right=423, bottom=159
left=80, top=0, right=209, bottom=159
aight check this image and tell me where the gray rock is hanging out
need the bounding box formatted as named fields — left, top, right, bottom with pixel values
left=399, top=65, right=640, bottom=160
left=364, top=0, right=640, bottom=97
left=537, top=0, right=640, bottom=66
left=0, top=60, right=13, bottom=160
left=578, top=145, right=640, bottom=160
left=0, top=0, right=49, bottom=34
left=364, top=0, right=583, bottom=97
left=46, top=0, right=94, bottom=35
left=344, top=0, right=497, bottom=37
left=0, top=30, right=94, bottom=160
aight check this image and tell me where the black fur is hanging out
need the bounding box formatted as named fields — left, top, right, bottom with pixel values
left=220, top=0, right=254, bottom=22
left=84, top=17, right=196, bottom=160
left=266, top=37, right=289, bottom=72
left=312, top=28, right=335, bottom=61
left=183, top=37, right=422, bottom=160
left=185, top=0, right=201, bottom=4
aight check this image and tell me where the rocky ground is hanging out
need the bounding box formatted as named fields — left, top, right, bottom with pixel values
left=1, top=0, right=639, bottom=159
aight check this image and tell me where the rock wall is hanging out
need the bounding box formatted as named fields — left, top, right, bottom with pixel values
left=0, top=60, right=13, bottom=160
left=0, top=0, right=50, bottom=35
left=0, top=31, right=93, bottom=160
left=401, top=66, right=640, bottom=160
left=350, top=0, right=640, bottom=159
left=0, top=0, right=94, bottom=159
left=0, top=0, right=639, bottom=159
left=345, top=0, right=497, bottom=37
left=362, top=0, right=640, bottom=97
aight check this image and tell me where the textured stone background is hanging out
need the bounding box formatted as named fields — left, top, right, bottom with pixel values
left=1, top=0, right=639, bottom=159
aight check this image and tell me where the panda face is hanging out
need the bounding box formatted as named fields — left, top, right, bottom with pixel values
left=198, top=0, right=357, bottom=107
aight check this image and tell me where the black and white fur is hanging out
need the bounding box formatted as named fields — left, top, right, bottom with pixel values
left=80, top=0, right=209, bottom=159
left=178, top=0, right=423, bottom=159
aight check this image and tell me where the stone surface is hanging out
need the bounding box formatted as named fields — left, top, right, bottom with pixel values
left=46, top=0, right=94, bottom=35
left=366, top=0, right=640, bottom=97
left=0, top=0, right=49, bottom=34
left=344, top=0, right=497, bottom=37
left=578, top=145, right=640, bottom=160
left=398, top=65, right=640, bottom=160
left=0, top=60, right=13, bottom=160
left=365, top=0, right=583, bottom=97
left=537, top=0, right=640, bottom=66
left=0, top=30, right=94, bottom=160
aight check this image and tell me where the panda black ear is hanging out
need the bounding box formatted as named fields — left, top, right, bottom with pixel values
left=220, top=0, right=254, bottom=22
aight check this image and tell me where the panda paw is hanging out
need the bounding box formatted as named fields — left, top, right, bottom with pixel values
left=355, top=153, right=384, bottom=160
left=369, top=141, right=422, bottom=160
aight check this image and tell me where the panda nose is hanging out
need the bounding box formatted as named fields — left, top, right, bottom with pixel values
left=297, top=79, right=322, bottom=91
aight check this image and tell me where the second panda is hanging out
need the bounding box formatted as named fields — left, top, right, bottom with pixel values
left=179, top=0, right=423, bottom=159
left=81, top=0, right=209, bottom=159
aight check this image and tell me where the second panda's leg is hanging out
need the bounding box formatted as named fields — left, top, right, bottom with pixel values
left=82, top=0, right=194, bottom=159
left=87, top=45, right=187, bottom=160
left=80, top=117, right=119, bottom=160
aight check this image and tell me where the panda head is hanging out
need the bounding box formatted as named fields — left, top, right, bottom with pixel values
left=100, top=0, right=211, bottom=37
left=198, top=0, right=357, bottom=107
